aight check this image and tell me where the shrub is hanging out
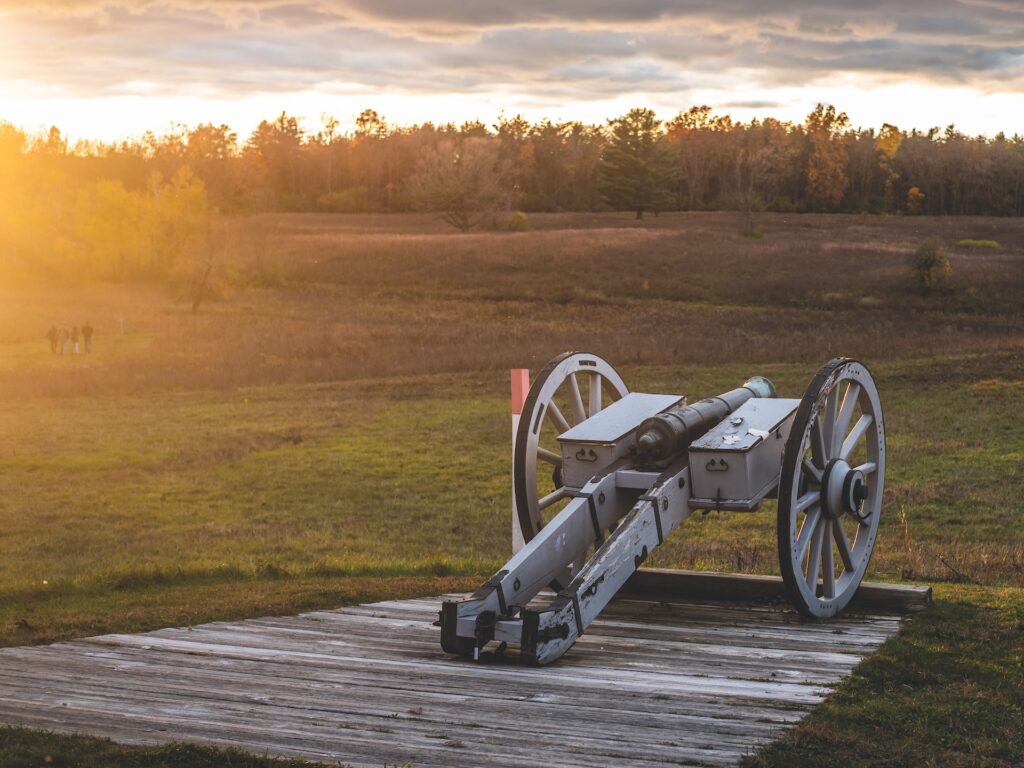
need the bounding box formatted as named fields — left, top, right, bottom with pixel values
left=507, top=211, right=529, bottom=232
left=910, top=237, right=950, bottom=297
left=957, top=239, right=1000, bottom=250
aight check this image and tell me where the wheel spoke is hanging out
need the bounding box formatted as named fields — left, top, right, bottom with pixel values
left=811, top=419, right=828, bottom=467
left=804, top=517, right=825, bottom=590
left=538, top=487, right=568, bottom=510
left=822, top=535, right=835, bottom=598
left=802, top=458, right=823, bottom=483
left=834, top=520, right=855, bottom=571
left=797, top=506, right=822, bottom=561
left=537, top=447, right=562, bottom=466
left=546, top=402, right=570, bottom=434
left=833, top=383, right=861, bottom=455
left=588, top=373, right=602, bottom=417
left=853, top=461, right=877, bottom=476
left=566, top=374, right=587, bottom=425
left=795, top=489, right=819, bottom=513
left=840, top=414, right=874, bottom=461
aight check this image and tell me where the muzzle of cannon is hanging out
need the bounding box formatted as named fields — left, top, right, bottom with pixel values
left=441, top=352, right=886, bottom=665
left=636, top=376, right=777, bottom=461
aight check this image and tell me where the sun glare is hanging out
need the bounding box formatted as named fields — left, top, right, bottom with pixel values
left=3, top=75, right=1023, bottom=143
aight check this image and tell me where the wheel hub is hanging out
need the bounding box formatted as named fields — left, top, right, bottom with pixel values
left=820, top=458, right=867, bottom=520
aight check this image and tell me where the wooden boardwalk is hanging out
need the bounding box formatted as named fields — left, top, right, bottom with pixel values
left=0, top=590, right=915, bottom=767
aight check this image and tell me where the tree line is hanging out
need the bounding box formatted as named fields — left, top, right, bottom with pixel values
left=2, top=103, right=1024, bottom=285
left=6, top=105, right=1024, bottom=219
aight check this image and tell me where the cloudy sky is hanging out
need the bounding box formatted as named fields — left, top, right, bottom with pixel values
left=2, top=0, right=1023, bottom=141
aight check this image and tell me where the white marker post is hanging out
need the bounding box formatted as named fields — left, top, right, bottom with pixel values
left=510, top=368, right=530, bottom=554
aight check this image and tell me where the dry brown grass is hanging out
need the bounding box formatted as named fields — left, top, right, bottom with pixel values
left=1, top=211, right=1022, bottom=400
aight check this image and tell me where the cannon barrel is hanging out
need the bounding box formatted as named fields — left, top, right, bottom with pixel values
left=636, top=376, right=776, bottom=461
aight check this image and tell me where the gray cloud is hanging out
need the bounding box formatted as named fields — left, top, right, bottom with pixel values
left=2, top=0, right=1023, bottom=119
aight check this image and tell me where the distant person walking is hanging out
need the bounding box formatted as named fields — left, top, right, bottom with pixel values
left=47, top=325, right=59, bottom=354
left=71, top=326, right=80, bottom=355
left=59, top=327, right=69, bottom=355
left=82, top=321, right=94, bottom=353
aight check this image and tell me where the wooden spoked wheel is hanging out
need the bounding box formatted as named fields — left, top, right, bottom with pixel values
left=778, top=358, right=886, bottom=618
left=514, top=352, right=628, bottom=553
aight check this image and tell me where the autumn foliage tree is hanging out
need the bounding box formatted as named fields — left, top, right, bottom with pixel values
left=68, top=167, right=209, bottom=284
left=875, top=123, right=903, bottom=211
left=0, top=124, right=211, bottom=300
left=805, top=104, right=850, bottom=211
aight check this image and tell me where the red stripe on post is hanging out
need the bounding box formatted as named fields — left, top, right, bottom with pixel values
left=511, top=369, right=530, bottom=415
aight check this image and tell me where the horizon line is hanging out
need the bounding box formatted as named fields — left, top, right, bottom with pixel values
left=4, top=104, right=1022, bottom=147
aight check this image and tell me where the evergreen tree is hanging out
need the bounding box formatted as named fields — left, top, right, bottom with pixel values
left=599, top=109, right=676, bottom=219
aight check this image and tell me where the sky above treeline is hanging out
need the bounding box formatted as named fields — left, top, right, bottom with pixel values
left=2, top=0, right=1023, bottom=142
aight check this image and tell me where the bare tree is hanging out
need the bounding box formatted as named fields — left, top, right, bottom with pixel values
left=408, top=137, right=511, bottom=231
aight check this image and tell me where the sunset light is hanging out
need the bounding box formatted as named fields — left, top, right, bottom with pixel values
left=1, top=3, right=1023, bottom=767
left=2, top=2, right=1024, bottom=139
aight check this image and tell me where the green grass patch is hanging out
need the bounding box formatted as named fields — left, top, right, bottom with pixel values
left=0, top=344, right=1023, bottom=764
left=956, top=239, right=1001, bottom=250
left=744, top=584, right=1024, bottom=768
left=1, top=573, right=479, bottom=647
left=0, top=726, right=338, bottom=768
left=2, top=352, right=1023, bottom=647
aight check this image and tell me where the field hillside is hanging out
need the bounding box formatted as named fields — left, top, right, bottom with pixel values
left=3, top=211, right=1023, bottom=398
left=1, top=211, right=1023, bottom=767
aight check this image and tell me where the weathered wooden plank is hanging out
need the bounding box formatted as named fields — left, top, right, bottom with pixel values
left=603, top=596, right=906, bottom=624
left=290, top=601, right=905, bottom=638
left=350, top=593, right=908, bottom=627
left=0, top=591, right=911, bottom=767
left=0, top=647, right=827, bottom=720
left=256, top=608, right=897, bottom=657
left=243, top=611, right=877, bottom=652
left=0, top=666, right=798, bottom=747
left=172, top=631, right=860, bottom=686
left=67, top=633, right=831, bottom=704
left=0, top=701, right=681, bottom=768
left=625, top=569, right=932, bottom=612
left=0, top=690, right=753, bottom=768
left=0, top=646, right=814, bottom=728
left=3, top=638, right=828, bottom=713
left=243, top=614, right=883, bottom=665
left=358, top=596, right=904, bottom=644
left=6, top=638, right=839, bottom=708
left=139, top=620, right=873, bottom=677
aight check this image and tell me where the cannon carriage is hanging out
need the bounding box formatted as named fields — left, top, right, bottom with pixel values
left=441, top=352, right=885, bottom=665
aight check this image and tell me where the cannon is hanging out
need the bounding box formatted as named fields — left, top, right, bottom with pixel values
left=440, top=352, right=885, bottom=665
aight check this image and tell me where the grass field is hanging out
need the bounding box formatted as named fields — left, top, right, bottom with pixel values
left=1, top=211, right=1023, bottom=766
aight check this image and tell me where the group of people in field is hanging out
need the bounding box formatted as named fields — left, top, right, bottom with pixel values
left=47, top=322, right=94, bottom=355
